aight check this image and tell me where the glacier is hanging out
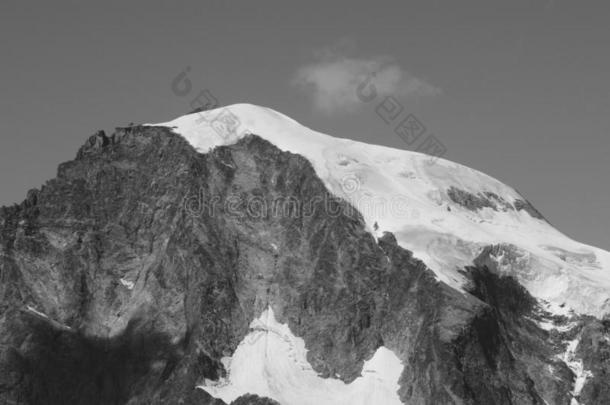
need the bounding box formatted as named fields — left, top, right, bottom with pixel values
left=151, top=103, right=610, bottom=317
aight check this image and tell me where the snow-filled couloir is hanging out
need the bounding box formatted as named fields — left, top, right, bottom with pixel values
left=197, top=307, right=404, bottom=405
left=151, top=103, right=610, bottom=317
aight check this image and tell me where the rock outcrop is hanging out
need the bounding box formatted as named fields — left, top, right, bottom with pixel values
left=0, top=125, right=606, bottom=404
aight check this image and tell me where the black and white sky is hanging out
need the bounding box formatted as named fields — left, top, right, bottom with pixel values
left=0, top=0, right=608, bottom=248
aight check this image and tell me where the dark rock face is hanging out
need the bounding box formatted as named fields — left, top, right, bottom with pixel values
left=577, top=318, right=610, bottom=404
left=514, top=199, right=546, bottom=220
left=231, top=394, right=280, bottom=405
left=0, top=313, right=183, bottom=405
left=0, top=126, right=605, bottom=404
left=447, top=186, right=504, bottom=211
left=457, top=265, right=570, bottom=404
left=447, top=186, right=546, bottom=221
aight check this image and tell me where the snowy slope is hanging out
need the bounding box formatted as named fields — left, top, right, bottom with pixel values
left=150, top=103, right=610, bottom=317
left=197, top=307, right=403, bottom=405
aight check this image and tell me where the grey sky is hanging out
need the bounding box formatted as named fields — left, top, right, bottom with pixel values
left=0, top=0, right=608, bottom=249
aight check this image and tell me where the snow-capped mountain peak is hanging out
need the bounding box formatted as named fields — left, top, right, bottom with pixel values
left=152, top=103, right=610, bottom=317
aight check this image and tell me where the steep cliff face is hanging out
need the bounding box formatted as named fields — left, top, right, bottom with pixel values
left=0, top=125, right=607, bottom=404
left=153, top=104, right=610, bottom=319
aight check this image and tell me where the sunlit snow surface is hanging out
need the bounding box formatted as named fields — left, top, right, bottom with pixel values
left=197, top=307, right=404, bottom=405
left=152, top=103, right=610, bottom=317
left=560, top=335, right=593, bottom=405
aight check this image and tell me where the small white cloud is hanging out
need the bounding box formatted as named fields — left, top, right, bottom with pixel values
left=293, top=46, right=440, bottom=114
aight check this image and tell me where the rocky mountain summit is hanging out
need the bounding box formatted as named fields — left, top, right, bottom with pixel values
left=1, top=106, right=609, bottom=404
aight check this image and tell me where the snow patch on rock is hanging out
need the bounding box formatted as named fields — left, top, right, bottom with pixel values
left=120, top=278, right=135, bottom=290
left=197, top=307, right=404, bottom=405
left=26, top=305, right=49, bottom=319
left=559, top=335, right=593, bottom=405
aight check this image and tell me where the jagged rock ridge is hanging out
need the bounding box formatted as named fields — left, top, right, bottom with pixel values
left=0, top=117, right=608, bottom=404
